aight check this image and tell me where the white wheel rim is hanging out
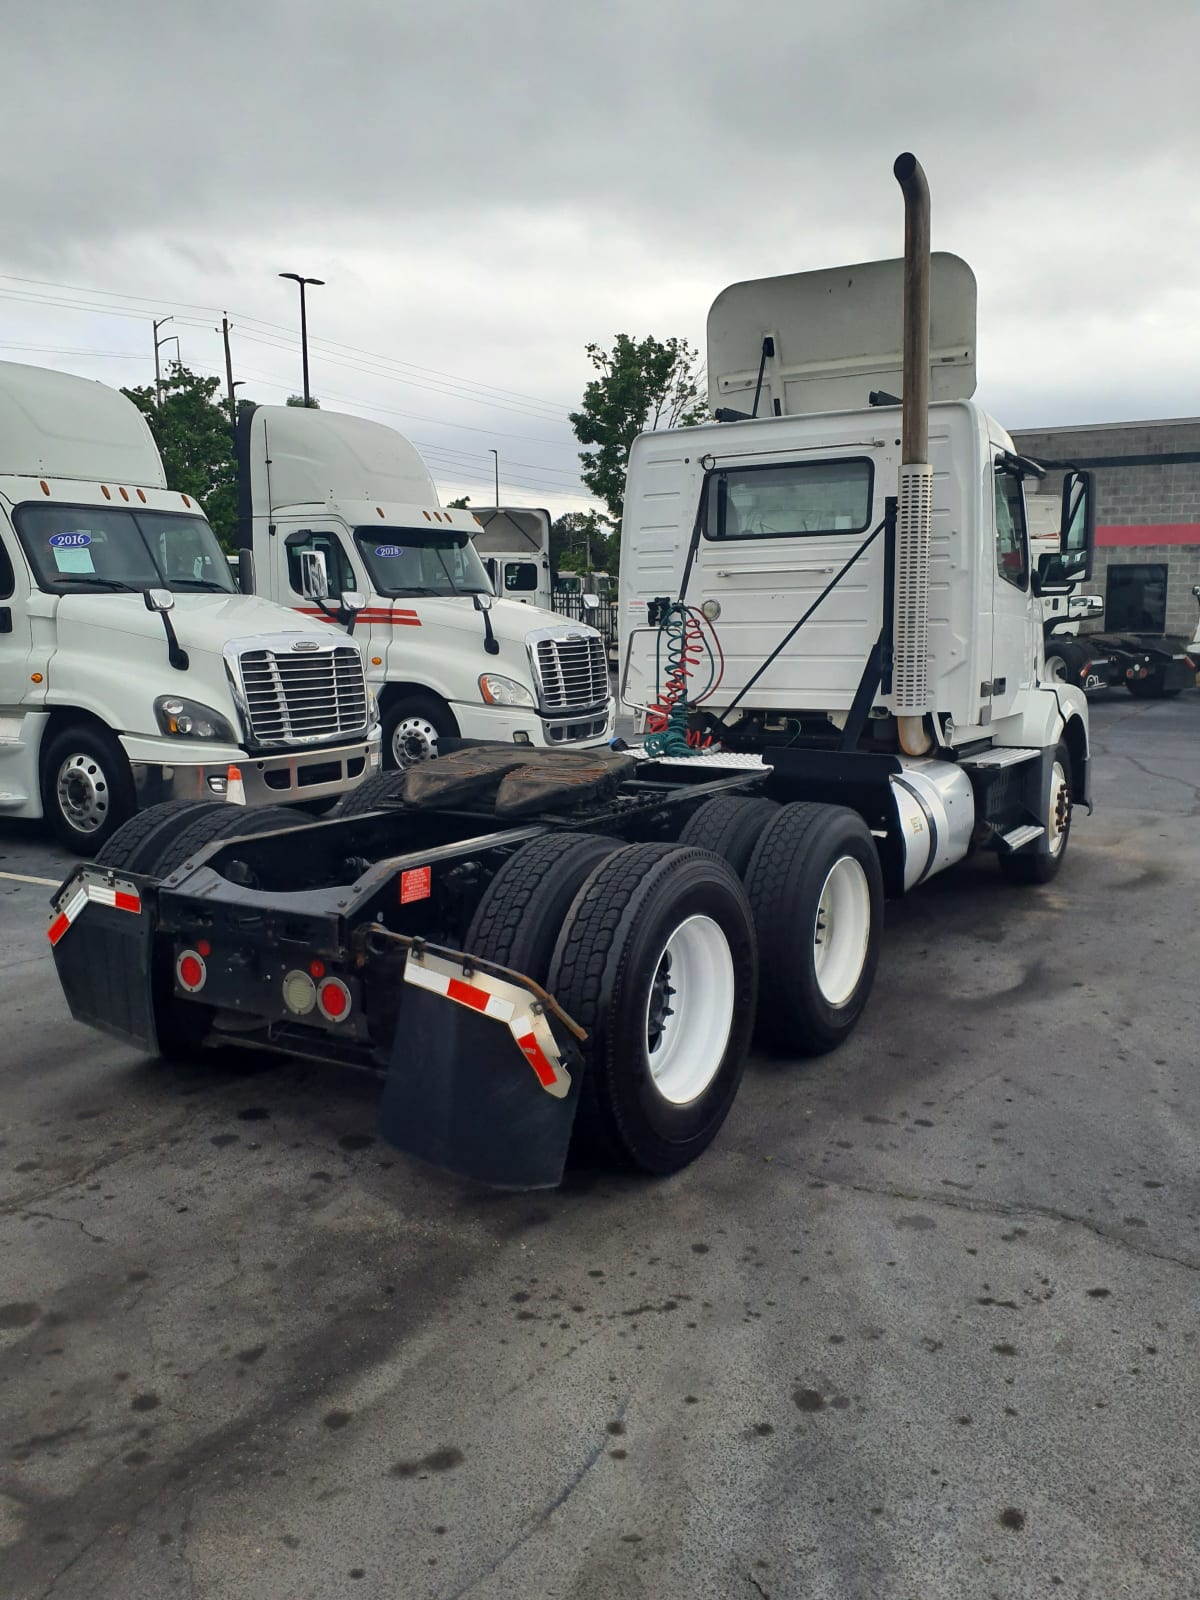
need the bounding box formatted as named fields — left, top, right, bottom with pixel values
left=1045, top=655, right=1067, bottom=683
left=643, top=914, right=735, bottom=1105
left=813, top=856, right=871, bottom=1007
left=56, top=752, right=110, bottom=834
left=392, top=716, right=439, bottom=767
left=1047, top=759, right=1071, bottom=857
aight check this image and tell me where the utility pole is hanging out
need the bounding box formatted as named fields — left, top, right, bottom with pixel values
left=278, top=273, right=324, bottom=405
left=222, top=316, right=237, bottom=431
left=152, top=316, right=175, bottom=408
left=489, top=448, right=499, bottom=506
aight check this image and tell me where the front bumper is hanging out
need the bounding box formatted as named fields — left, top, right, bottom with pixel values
left=125, top=727, right=382, bottom=807
left=451, top=698, right=615, bottom=749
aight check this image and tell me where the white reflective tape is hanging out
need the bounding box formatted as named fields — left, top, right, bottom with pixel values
left=62, top=886, right=88, bottom=924
left=403, top=949, right=569, bottom=1096
left=88, top=884, right=118, bottom=908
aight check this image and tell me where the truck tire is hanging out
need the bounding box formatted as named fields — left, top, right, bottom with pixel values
left=382, top=694, right=460, bottom=769
left=744, top=803, right=883, bottom=1055
left=465, top=832, right=622, bottom=980
left=96, top=800, right=230, bottom=872
left=548, top=843, right=758, bottom=1175
left=41, top=723, right=137, bottom=856
left=1126, top=671, right=1179, bottom=700
left=998, top=741, right=1072, bottom=885
left=678, top=795, right=780, bottom=875
left=145, top=804, right=307, bottom=882
left=1043, top=638, right=1089, bottom=687
left=335, top=772, right=409, bottom=817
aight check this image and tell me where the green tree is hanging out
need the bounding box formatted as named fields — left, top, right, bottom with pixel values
left=122, top=363, right=238, bottom=550
left=287, top=394, right=320, bottom=408
left=447, top=495, right=472, bottom=509
left=569, top=334, right=707, bottom=526
left=551, top=510, right=618, bottom=575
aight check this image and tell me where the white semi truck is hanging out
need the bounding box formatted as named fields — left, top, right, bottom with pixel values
left=49, top=154, right=1093, bottom=1190
left=468, top=506, right=554, bottom=610
left=236, top=407, right=614, bottom=766
left=0, top=362, right=379, bottom=853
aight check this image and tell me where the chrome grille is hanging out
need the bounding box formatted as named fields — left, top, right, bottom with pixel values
left=533, top=631, right=609, bottom=713
left=236, top=643, right=368, bottom=746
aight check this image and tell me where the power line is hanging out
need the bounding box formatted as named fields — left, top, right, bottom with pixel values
left=0, top=271, right=574, bottom=412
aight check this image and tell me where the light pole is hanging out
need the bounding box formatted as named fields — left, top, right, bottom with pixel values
left=278, top=272, right=324, bottom=405
left=489, top=448, right=499, bottom=506
left=152, top=316, right=179, bottom=407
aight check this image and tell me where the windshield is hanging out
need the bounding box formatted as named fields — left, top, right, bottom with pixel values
left=15, top=503, right=236, bottom=594
left=352, top=526, right=492, bottom=598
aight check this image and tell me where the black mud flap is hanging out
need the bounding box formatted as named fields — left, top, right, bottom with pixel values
left=48, top=869, right=158, bottom=1052
left=378, top=963, right=584, bottom=1190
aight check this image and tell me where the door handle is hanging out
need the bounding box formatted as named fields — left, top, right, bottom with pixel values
left=714, top=565, right=836, bottom=578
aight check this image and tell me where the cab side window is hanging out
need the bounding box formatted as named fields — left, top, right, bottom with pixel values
left=285, top=531, right=355, bottom=597
left=994, top=463, right=1029, bottom=591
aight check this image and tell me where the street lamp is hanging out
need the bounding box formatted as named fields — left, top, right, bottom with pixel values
left=278, top=272, right=325, bottom=405
left=152, top=316, right=179, bottom=407
left=489, top=448, right=499, bottom=506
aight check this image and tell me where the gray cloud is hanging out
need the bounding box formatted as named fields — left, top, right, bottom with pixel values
left=1, top=0, right=1197, bottom=507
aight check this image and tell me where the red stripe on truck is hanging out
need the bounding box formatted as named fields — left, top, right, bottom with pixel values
left=447, top=978, right=490, bottom=1012
left=514, top=1031, right=558, bottom=1090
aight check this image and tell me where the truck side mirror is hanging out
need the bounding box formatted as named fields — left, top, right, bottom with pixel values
left=300, top=549, right=329, bottom=601
left=238, top=550, right=255, bottom=594
left=340, top=591, right=366, bottom=613
left=143, top=587, right=175, bottom=613
left=582, top=592, right=601, bottom=611
left=1059, top=468, right=1095, bottom=583
left=1032, top=552, right=1071, bottom=597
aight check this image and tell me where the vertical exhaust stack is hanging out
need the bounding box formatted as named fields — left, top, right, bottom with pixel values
left=892, top=152, right=934, bottom=757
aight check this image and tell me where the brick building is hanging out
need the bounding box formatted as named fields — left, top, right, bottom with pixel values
left=1010, top=418, right=1200, bottom=639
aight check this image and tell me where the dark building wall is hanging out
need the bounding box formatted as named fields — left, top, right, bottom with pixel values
left=1010, top=418, right=1200, bottom=638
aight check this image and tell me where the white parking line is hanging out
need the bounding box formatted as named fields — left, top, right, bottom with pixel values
left=0, top=869, right=60, bottom=887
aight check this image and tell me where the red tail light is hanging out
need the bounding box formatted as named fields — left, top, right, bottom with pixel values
left=317, top=977, right=351, bottom=1022
left=176, top=950, right=207, bottom=993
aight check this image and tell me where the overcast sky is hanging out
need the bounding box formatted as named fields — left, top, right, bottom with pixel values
left=1, top=0, right=1197, bottom=516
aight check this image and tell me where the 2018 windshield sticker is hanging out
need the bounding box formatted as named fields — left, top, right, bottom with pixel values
left=375, top=545, right=404, bottom=557
left=49, top=532, right=91, bottom=549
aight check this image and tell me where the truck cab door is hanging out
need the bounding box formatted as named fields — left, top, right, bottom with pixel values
left=0, top=529, right=33, bottom=713
left=989, top=456, right=1037, bottom=720
left=277, top=527, right=363, bottom=627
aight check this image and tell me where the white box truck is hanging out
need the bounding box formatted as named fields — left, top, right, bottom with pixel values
left=0, top=362, right=379, bottom=853
left=236, top=407, right=614, bottom=767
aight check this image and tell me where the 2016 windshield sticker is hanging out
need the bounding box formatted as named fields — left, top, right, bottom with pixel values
left=49, top=532, right=91, bottom=549
left=375, top=545, right=404, bottom=557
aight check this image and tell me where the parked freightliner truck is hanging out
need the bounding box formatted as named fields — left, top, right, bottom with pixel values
left=236, top=407, right=614, bottom=767
left=48, top=155, right=1094, bottom=1190
left=0, top=362, right=379, bottom=853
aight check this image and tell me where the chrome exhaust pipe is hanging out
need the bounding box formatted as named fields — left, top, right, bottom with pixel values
left=892, top=152, right=934, bottom=756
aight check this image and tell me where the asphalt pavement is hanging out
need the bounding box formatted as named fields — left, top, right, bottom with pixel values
left=1, top=691, right=1198, bottom=1600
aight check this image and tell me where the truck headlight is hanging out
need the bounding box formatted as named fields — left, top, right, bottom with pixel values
left=155, top=695, right=236, bottom=741
left=367, top=688, right=380, bottom=727
left=478, top=674, right=534, bottom=708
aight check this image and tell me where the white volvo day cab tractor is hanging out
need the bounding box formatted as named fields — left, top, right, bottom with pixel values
left=48, top=156, right=1093, bottom=1189
left=0, top=362, right=379, bottom=853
